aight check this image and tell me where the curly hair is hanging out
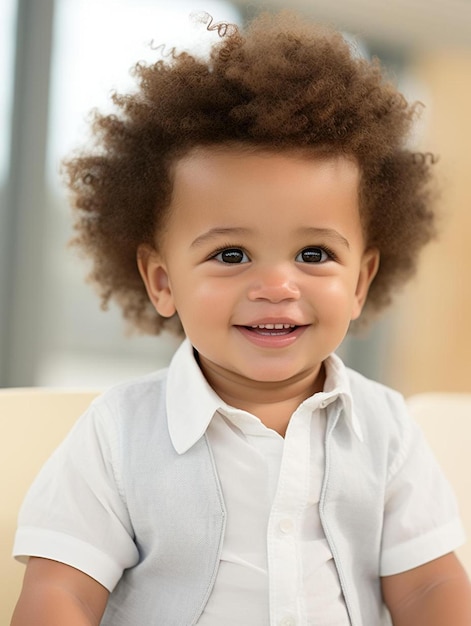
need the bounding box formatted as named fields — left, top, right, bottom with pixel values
left=64, top=11, right=436, bottom=335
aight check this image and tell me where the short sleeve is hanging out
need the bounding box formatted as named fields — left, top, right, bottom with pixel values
left=12, top=400, right=139, bottom=591
left=380, top=411, right=466, bottom=576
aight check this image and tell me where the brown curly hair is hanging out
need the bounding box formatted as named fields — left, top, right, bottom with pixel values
left=64, top=11, right=436, bottom=335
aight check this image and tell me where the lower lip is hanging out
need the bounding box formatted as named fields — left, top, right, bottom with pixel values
left=235, top=325, right=308, bottom=349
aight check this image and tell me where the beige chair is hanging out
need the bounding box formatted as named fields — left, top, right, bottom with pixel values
left=0, top=387, right=99, bottom=625
left=2, top=388, right=469, bottom=622
left=407, top=392, right=471, bottom=576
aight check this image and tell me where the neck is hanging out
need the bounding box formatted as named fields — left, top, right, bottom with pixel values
left=198, top=356, right=326, bottom=436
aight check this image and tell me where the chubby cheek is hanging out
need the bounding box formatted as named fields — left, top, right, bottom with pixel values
left=313, top=279, right=360, bottom=323
left=172, top=278, right=234, bottom=327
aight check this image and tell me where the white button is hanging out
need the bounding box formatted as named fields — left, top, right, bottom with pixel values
left=279, top=518, right=294, bottom=534
left=279, top=616, right=296, bottom=626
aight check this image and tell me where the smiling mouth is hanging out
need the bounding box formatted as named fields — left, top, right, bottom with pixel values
left=245, top=323, right=298, bottom=336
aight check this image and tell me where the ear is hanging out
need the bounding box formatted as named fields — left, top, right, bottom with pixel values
left=351, top=247, right=380, bottom=320
left=137, top=244, right=176, bottom=318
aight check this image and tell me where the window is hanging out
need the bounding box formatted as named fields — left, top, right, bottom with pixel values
left=4, top=0, right=240, bottom=387
left=0, top=0, right=18, bottom=386
left=0, top=0, right=16, bottom=185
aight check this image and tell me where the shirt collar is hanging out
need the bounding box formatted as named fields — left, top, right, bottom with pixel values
left=167, top=339, right=228, bottom=454
left=166, top=339, right=363, bottom=454
left=321, top=352, right=364, bottom=442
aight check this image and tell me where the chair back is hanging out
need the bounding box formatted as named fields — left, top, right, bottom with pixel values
left=407, top=392, right=471, bottom=575
left=2, top=387, right=469, bottom=621
left=0, top=388, right=99, bottom=624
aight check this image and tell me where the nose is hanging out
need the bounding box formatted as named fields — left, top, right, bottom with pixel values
left=247, top=265, right=301, bottom=303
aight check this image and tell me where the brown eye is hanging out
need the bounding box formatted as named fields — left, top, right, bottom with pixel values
left=214, top=248, right=250, bottom=264
left=296, top=247, right=328, bottom=263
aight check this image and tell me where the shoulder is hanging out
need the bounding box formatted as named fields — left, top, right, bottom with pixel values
left=342, top=366, right=445, bottom=485
left=95, top=368, right=169, bottom=415
left=76, top=368, right=171, bottom=448
left=343, top=366, right=414, bottom=463
left=346, top=366, right=406, bottom=417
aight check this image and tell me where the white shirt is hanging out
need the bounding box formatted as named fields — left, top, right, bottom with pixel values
left=174, top=354, right=353, bottom=625
left=13, top=340, right=466, bottom=625
left=164, top=342, right=462, bottom=625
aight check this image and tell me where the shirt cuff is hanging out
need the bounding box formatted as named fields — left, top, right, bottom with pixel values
left=13, top=526, right=137, bottom=591
left=380, top=518, right=467, bottom=576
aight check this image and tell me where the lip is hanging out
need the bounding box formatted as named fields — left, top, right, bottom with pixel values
left=235, top=323, right=309, bottom=349
left=243, top=317, right=304, bottom=327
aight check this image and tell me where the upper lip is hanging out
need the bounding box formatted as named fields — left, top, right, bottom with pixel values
left=237, top=318, right=306, bottom=327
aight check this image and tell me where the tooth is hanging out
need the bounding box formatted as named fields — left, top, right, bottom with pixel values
left=249, top=323, right=296, bottom=329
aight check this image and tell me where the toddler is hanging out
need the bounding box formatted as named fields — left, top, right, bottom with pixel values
left=11, top=11, right=471, bottom=626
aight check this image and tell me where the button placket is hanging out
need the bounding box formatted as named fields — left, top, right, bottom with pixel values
left=268, top=406, right=311, bottom=626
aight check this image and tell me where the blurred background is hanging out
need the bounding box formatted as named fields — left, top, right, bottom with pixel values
left=0, top=0, right=470, bottom=395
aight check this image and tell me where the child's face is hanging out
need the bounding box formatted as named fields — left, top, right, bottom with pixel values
left=139, top=147, right=379, bottom=398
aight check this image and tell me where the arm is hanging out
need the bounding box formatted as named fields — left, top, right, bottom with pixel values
left=381, top=552, right=471, bottom=626
left=11, top=557, right=109, bottom=626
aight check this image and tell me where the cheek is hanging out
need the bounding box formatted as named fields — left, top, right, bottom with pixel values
left=312, top=278, right=354, bottom=308
left=310, top=278, right=362, bottom=327
left=203, top=273, right=245, bottom=297
left=172, top=277, right=234, bottom=320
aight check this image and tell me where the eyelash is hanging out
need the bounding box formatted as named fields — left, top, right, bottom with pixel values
left=209, top=245, right=338, bottom=264
left=296, top=245, right=338, bottom=263
left=210, top=246, right=250, bottom=264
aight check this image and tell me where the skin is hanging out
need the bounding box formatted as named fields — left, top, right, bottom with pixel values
left=11, top=147, right=471, bottom=625
left=381, top=553, right=471, bottom=625
left=139, top=148, right=379, bottom=434
left=10, top=557, right=108, bottom=625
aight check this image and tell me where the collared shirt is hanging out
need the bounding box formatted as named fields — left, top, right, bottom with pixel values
left=167, top=342, right=358, bottom=625
left=13, top=340, right=465, bottom=625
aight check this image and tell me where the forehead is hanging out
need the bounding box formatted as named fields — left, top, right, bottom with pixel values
left=157, top=146, right=366, bottom=254
left=164, top=146, right=360, bottom=232
left=169, top=145, right=360, bottom=207
left=174, top=144, right=358, bottom=173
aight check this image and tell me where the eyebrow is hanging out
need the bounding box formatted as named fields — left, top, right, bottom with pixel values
left=190, top=226, right=350, bottom=250
left=190, top=227, right=251, bottom=248
left=297, top=227, right=350, bottom=250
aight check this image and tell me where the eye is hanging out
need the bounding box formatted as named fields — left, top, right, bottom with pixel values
left=295, top=247, right=332, bottom=263
left=213, top=248, right=250, bottom=264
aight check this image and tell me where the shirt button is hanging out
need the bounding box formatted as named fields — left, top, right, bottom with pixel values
left=279, top=518, right=294, bottom=534
left=279, top=617, right=296, bottom=626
